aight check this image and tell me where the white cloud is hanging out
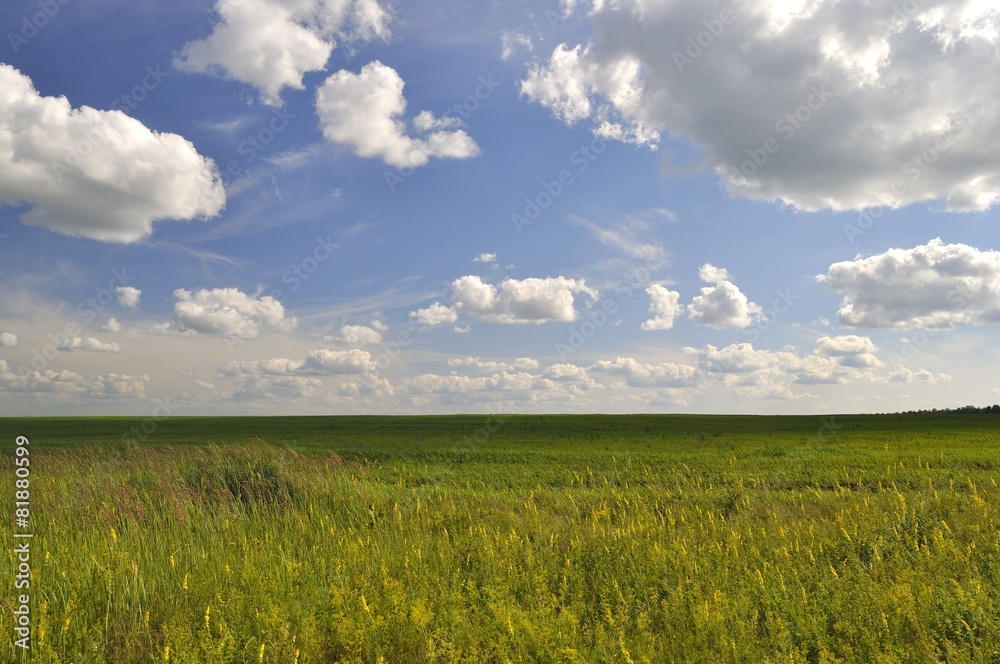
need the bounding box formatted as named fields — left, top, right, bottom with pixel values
left=542, top=363, right=597, bottom=388
left=0, top=359, right=145, bottom=397
left=815, top=335, right=881, bottom=368
left=89, top=373, right=147, bottom=397
left=176, top=0, right=392, bottom=105
left=520, top=43, right=659, bottom=146
left=472, top=252, right=497, bottom=263
left=410, top=276, right=596, bottom=327
left=641, top=285, right=683, bottom=331
left=522, top=0, right=1000, bottom=212
left=446, top=356, right=540, bottom=373
left=687, top=264, right=761, bottom=329
left=573, top=215, right=666, bottom=262
left=116, top=286, right=141, bottom=309
left=168, top=288, right=297, bottom=338
left=102, top=318, right=122, bottom=333
left=0, top=65, right=225, bottom=243
left=698, top=264, right=731, bottom=284
left=589, top=357, right=697, bottom=387
left=501, top=31, right=534, bottom=61
left=409, top=302, right=459, bottom=327
left=449, top=275, right=598, bottom=324
left=220, top=348, right=375, bottom=377
left=329, top=324, right=382, bottom=346
left=403, top=371, right=555, bottom=396
left=887, top=367, right=952, bottom=384
left=0, top=332, right=17, bottom=348
left=315, top=61, right=480, bottom=168
left=57, top=337, right=121, bottom=353
left=821, top=238, right=1000, bottom=328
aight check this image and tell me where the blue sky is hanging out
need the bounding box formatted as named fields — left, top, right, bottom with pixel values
left=1, top=0, right=999, bottom=415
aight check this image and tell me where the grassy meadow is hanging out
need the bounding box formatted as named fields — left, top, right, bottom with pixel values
left=2, top=413, right=1000, bottom=662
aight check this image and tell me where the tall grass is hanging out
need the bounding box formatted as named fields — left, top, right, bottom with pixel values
left=2, top=418, right=1000, bottom=662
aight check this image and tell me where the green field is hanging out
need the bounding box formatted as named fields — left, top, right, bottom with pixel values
left=3, top=414, right=1000, bottom=662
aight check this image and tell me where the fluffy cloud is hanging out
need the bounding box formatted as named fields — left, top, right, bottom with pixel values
left=167, top=288, right=297, bottom=338
left=328, top=324, right=382, bottom=346
left=410, top=302, right=459, bottom=327
left=589, top=357, right=697, bottom=387
left=220, top=348, right=375, bottom=377
left=116, top=286, right=141, bottom=309
left=820, top=239, right=1000, bottom=328
left=176, top=0, right=392, bottom=105
left=472, top=252, right=497, bottom=263
left=316, top=61, right=480, bottom=168
left=641, top=285, right=683, bottom=331
left=687, top=264, right=761, bottom=329
left=0, top=332, right=17, bottom=348
left=447, top=357, right=540, bottom=373
left=403, top=371, right=556, bottom=396
left=542, top=363, right=595, bottom=387
left=0, top=65, right=225, bottom=243
left=815, top=335, right=882, bottom=368
left=410, top=276, right=596, bottom=326
left=521, top=1, right=1000, bottom=212
left=57, top=337, right=121, bottom=353
left=0, top=359, right=145, bottom=397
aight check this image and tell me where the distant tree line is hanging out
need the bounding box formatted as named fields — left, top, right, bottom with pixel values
left=897, top=405, right=1000, bottom=414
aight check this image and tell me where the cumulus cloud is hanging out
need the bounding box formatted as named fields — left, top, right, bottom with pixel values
left=447, top=357, right=540, bottom=373
left=820, top=238, right=1000, bottom=328
left=521, top=0, right=1000, bottom=212
left=102, top=318, right=123, bottom=333
left=815, top=335, right=882, bottom=368
left=167, top=288, right=296, bottom=338
left=0, top=65, right=225, bottom=243
left=403, top=371, right=555, bottom=396
left=453, top=275, right=597, bottom=324
left=589, top=357, right=697, bottom=387
left=472, top=252, right=497, bottom=263
left=57, top=337, right=121, bottom=353
left=116, top=286, right=141, bottom=309
left=641, top=285, right=683, bottom=331
left=176, top=0, right=392, bottom=105
left=0, top=359, right=146, bottom=397
left=410, top=302, right=459, bottom=327
left=220, top=348, right=375, bottom=377
left=410, top=276, right=596, bottom=326
left=327, top=324, right=382, bottom=346
left=688, top=264, right=761, bottom=329
left=0, top=332, right=17, bottom=348
left=316, top=61, right=480, bottom=168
